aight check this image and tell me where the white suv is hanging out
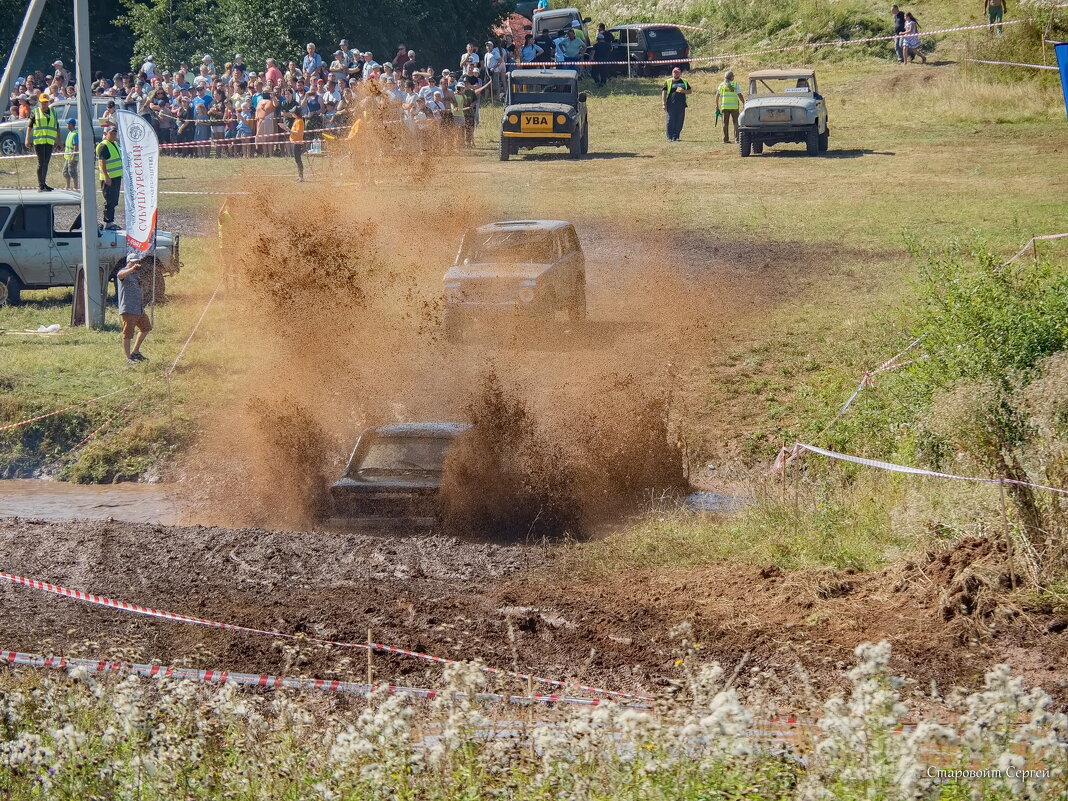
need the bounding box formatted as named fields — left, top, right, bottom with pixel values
left=0, top=189, right=180, bottom=306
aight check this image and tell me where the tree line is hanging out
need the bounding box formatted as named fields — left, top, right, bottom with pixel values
left=1, top=0, right=506, bottom=78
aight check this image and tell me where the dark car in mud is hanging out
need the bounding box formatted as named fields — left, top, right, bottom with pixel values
left=499, top=68, right=588, bottom=160
left=443, top=220, right=587, bottom=341
left=330, top=422, right=471, bottom=523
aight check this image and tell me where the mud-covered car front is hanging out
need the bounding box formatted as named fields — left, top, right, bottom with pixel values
left=501, top=102, right=579, bottom=147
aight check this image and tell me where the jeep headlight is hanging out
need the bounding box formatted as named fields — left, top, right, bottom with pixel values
left=556, top=114, right=567, bottom=125
left=507, top=114, right=518, bottom=125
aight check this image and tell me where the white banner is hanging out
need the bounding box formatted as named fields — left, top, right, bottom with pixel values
left=114, top=110, right=159, bottom=253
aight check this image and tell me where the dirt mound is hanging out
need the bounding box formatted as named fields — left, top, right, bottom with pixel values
left=1, top=519, right=1065, bottom=704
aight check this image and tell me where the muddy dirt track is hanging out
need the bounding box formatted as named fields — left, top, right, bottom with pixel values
left=2, top=518, right=1065, bottom=706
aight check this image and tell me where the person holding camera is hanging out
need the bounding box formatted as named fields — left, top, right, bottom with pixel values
left=117, top=253, right=153, bottom=363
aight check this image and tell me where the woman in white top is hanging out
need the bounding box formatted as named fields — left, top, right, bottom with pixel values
left=902, top=13, right=926, bottom=64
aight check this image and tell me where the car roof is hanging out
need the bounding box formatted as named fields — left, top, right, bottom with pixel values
left=370, top=422, right=471, bottom=438
left=510, top=68, right=578, bottom=80
left=748, top=69, right=816, bottom=79
left=473, top=219, right=570, bottom=234
left=0, top=188, right=82, bottom=204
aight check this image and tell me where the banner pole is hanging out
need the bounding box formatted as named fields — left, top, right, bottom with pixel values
left=74, top=0, right=102, bottom=328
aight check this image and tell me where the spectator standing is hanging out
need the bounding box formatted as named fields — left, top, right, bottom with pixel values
left=280, top=106, right=306, bottom=182
left=394, top=45, right=409, bottom=74
left=61, top=118, right=78, bottom=190
left=592, top=33, right=612, bottom=86
left=715, top=69, right=743, bottom=143
left=265, top=58, right=283, bottom=85
left=891, top=5, right=906, bottom=62
left=558, top=29, right=586, bottom=63
left=484, top=42, right=502, bottom=100
left=25, top=94, right=58, bottom=191
left=256, top=89, right=277, bottom=156
left=362, top=53, right=380, bottom=81
left=175, top=97, right=194, bottom=155
left=330, top=52, right=348, bottom=84
left=402, top=51, right=418, bottom=80
left=458, top=76, right=478, bottom=147
left=985, top=0, right=1006, bottom=35
left=460, top=44, right=480, bottom=70
left=303, top=44, right=323, bottom=79
left=661, top=66, right=691, bottom=142
left=902, top=13, right=926, bottom=63
left=117, top=253, right=152, bottom=364
left=520, top=34, right=544, bottom=64
left=97, top=126, right=122, bottom=228
left=51, top=60, right=70, bottom=89
left=140, top=55, right=156, bottom=78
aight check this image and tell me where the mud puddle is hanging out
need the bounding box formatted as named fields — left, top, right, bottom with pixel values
left=0, top=480, right=182, bottom=525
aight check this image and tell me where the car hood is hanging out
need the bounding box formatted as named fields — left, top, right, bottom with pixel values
left=745, top=95, right=819, bottom=111
left=444, top=264, right=546, bottom=282
left=504, top=102, right=576, bottom=115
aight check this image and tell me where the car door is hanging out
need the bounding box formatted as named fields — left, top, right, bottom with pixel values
left=554, top=226, right=583, bottom=299
left=3, top=204, right=55, bottom=288
left=49, top=204, right=82, bottom=285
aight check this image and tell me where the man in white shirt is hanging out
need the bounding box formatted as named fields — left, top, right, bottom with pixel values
left=141, top=55, right=157, bottom=78
left=459, top=44, right=480, bottom=70
left=483, top=42, right=502, bottom=100
left=362, top=52, right=380, bottom=80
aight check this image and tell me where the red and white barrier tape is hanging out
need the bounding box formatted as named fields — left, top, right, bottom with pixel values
left=1003, top=232, right=1068, bottom=266
left=164, top=278, right=223, bottom=379
left=0, top=649, right=646, bottom=708
left=794, top=442, right=1068, bottom=495
left=965, top=58, right=1059, bottom=70
left=0, top=571, right=652, bottom=702
left=157, top=123, right=345, bottom=152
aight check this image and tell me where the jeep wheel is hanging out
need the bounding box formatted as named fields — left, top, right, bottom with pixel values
left=738, top=132, right=752, bottom=158
left=0, top=268, right=22, bottom=306
left=569, top=133, right=581, bottom=158
left=752, top=141, right=764, bottom=155
left=144, top=262, right=166, bottom=305
left=499, top=138, right=510, bottom=161
left=818, top=128, right=829, bottom=153
left=0, top=134, right=21, bottom=158
left=806, top=128, right=819, bottom=155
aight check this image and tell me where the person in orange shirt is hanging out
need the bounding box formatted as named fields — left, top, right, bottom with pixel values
left=280, top=106, right=306, bottom=182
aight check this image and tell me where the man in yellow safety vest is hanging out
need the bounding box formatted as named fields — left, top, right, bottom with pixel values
left=25, top=94, right=58, bottom=191
left=715, top=70, right=744, bottom=144
left=62, top=118, right=79, bottom=190
left=97, top=126, right=123, bottom=230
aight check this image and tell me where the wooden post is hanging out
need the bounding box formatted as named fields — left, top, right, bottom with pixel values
left=367, top=629, right=374, bottom=688
left=999, top=479, right=1016, bottom=589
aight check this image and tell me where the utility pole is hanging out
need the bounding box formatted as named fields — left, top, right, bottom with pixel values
left=73, top=0, right=103, bottom=328
left=0, top=0, right=48, bottom=114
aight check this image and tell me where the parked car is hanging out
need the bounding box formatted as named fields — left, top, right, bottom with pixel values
left=0, top=189, right=180, bottom=305
left=500, top=68, right=588, bottom=160
left=0, top=97, right=112, bottom=156
left=607, top=24, right=691, bottom=76
left=738, top=68, right=829, bottom=157
left=443, top=220, right=586, bottom=342
left=531, top=6, right=592, bottom=49
left=330, top=422, right=471, bottom=522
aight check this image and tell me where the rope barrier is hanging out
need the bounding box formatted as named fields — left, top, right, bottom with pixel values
left=0, top=570, right=654, bottom=702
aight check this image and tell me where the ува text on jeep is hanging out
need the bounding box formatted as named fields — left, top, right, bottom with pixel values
left=738, top=69, right=829, bottom=157
left=500, top=69, right=588, bottom=160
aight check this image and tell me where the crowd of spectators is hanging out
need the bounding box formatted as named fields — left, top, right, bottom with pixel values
left=3, top=27, right=613, bottom=157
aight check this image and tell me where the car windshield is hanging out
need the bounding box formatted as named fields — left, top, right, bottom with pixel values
left=352, top=435, right=453, bottom=476
left=461, top=230, right=553, bottom=265
left=749, top=76, right=815, bottom=96
left=510, top=79, right=574, bottom=104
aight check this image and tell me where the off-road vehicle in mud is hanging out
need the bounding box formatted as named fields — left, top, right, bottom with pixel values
left=499, top=69, right=588, bottom=161
left=0, top=189, right=180, bottom=305
left=330, top=422, right=471, bottom=523
left=443, top=220, right=586, bottom=342
left=738, top=68, right=828, bottom=157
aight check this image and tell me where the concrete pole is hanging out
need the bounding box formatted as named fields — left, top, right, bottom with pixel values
left=0, top=0, right=49, bottom=123
left=73, top=0, right=103, bottom=328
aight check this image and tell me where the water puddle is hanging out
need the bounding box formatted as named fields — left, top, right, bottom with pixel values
left=0, top=479, right=182, bottom=525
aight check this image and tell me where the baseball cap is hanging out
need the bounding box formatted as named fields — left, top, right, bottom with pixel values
left=202, top=54, right=213, bottom=61
left=52, top=60, right=63, bottom=67
left=340, top=39, right=348, bottom=46
left=66, top=117, right=76, bottom=125
left=38, top=95, right=50, bottom=105
left=14, top=77, right=25, bottom=86
left=234, top=53, right=243, bottom=60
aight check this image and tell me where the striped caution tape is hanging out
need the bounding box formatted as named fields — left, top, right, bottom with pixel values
left=0, top=383, right=146, bottom=433
left=1003, top=232, right=1068, bottom=266
left=965, top=58, right=1059, bottom=70
left=0, top=571, right=653, bottom=702
left=794, top=442, right=1068, bottom=495
left=0, top=649, right=647, bottom=708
